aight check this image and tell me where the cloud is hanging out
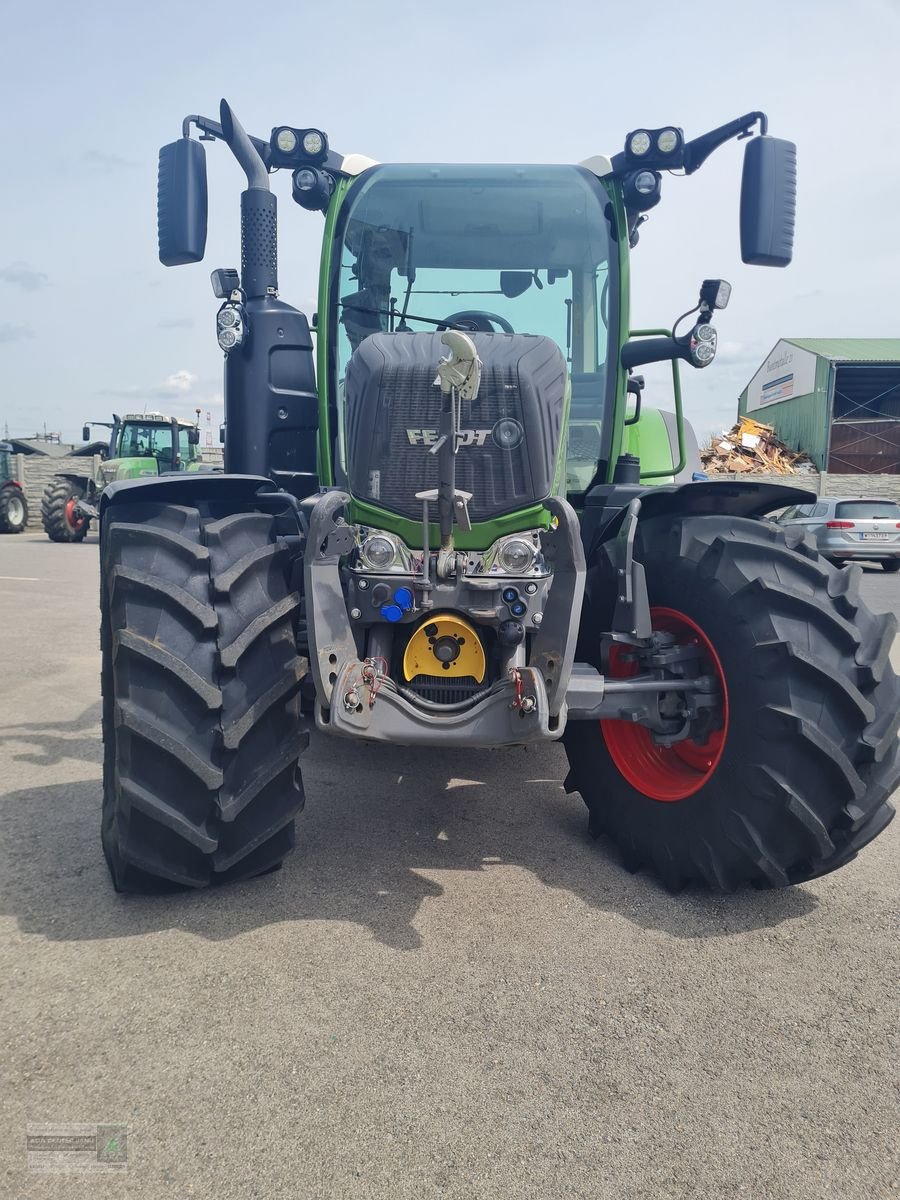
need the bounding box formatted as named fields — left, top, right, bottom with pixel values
left=0, top=261, right=49, bottom=291
left=0, top=323, right=34, bottom=344
left=157, top=316, right=195, bottom=330
left=157, top=370, right=198, bottom=395
left=81, top=149, right=138, bottom=173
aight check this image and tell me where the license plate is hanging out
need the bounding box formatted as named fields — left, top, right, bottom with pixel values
left=859, top=532, right=891, bottom=540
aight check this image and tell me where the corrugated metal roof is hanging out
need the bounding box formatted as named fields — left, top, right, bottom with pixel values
left=784, top=338, right=900, bottom=362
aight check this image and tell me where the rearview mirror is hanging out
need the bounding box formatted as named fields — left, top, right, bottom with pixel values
left=740, top=136, right=796, bottom=267
left=500, top=271, right=532, bottom=299
left=188, top=428, right=200, bottom=445
left=158, top=138, right=208, bottom=266
left=82, top=424, right=90, bottom=442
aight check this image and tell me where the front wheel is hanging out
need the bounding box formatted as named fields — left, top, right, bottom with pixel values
left=100, top=499, right=308, bottom=891
left=0, top=484, right=28, bottom=533
left=41, top=476, right=89, bottom=542
left=563, top=515, right=898, bottom=891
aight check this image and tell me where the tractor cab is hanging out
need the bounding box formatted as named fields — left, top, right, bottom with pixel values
left=329, top=164, right=617, bottom=499
left=101, top=413, right=201, bottom=480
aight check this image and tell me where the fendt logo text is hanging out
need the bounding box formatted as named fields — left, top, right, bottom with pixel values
left=406, top=429, right=493, bottom=447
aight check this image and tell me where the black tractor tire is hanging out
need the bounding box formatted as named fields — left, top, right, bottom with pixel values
left=41, top=476, right=90, bottom=542
left=0, top=484, right=28, bottom=533
left=881, top=560, right=900, bottom=573
left=100, top=500, right=308, bottom=892
left=563, top=514, right=899, bottom=891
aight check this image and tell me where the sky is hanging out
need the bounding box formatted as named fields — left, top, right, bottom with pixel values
left=1, top=0, right=899, bottom=446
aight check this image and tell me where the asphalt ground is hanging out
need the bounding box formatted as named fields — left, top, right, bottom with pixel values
left=1, top=531, right=897, bottom=1200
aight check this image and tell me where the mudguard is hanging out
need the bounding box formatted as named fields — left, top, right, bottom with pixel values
left=99, top=472, right=279, bottom=518
left=579, top=479, right=816, bottom=563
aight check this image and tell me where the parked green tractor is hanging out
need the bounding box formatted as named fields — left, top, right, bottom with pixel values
left=41, top=412, right=202, bottom=542
left=96, top=101, right=897, bottom=893
left=0, top=442, right=28, bottom=534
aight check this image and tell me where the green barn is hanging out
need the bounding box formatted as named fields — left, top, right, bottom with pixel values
left=737, top=338, right=900, bottom=474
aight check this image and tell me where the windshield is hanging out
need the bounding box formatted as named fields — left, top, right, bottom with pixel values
left=330, top=164, right=618, bottom=493
left=119, top=423, right=193, bottom=464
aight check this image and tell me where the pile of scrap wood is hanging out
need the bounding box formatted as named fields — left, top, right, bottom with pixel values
left=701, top=416, right=817, bottom=475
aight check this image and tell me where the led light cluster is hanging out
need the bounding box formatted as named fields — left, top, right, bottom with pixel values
left=628, top=127, right=682, bottom=158
left=270, top=126, right=329, bottom=165
left=689, top=323, right=717, bottom=367
left=216, top=303, right=246, bottom=352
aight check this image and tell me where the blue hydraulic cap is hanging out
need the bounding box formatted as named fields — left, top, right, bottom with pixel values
left=510, top=600, right=527, bottom=618
left=381, top=603, right=404, bottom=622
left=501, top=587, right=519, bottom=605
left=393, top=587, right=413, bottom=612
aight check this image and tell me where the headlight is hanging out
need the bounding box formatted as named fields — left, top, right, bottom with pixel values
left=294, top=167, right=318, bottom=191
left=498, top=537, right=536, bottom=574
left=633, top=169, right=659, bottom=195
left=217, top=307, right=238, bottom=329
left=361, top=534, right=398, bottom=570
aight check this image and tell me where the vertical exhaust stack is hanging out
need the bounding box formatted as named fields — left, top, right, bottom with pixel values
left=219, top=99, right=278, bottom=299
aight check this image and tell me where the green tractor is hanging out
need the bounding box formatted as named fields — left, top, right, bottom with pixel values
left=41, top=412, right=202, bottom=542
left=97, top=101, right=897, bottom=893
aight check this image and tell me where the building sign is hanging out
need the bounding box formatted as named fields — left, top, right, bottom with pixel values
left=746, top=341, right=818, bottom=411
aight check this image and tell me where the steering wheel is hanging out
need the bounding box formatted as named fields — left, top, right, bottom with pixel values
left=441, top=310, right=515, bottom=334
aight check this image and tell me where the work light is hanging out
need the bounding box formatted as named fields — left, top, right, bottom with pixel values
left=629, top=130, right=652, bottom=157
left=657, top=128, right=680, bottom=154
left=689, top=323, right=717, bottom=367
left=302, top=130, right=326, bottom=158
left=216, top=302, right=245, bottom=352
left=275, top=128, right=298, bottom=154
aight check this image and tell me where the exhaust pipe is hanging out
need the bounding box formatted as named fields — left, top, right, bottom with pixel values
left=219, top=99, right=276, bottom=298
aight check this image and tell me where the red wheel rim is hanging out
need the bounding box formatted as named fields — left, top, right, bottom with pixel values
left=600, top=606, right=729, bottom=802
left=65, top=497, right=85, bottom=532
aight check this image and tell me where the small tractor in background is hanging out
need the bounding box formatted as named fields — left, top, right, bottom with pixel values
left=95, top=101, right=898, bottom=894
left=42, top=412, right=202, bottom=542
left=0, top=442, right=28, bottom=534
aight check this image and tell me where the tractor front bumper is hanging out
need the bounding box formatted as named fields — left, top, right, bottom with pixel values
left=302, top=490, right=586, bottom=748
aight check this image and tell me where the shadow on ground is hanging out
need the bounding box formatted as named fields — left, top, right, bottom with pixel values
left=0, top=704, right=817, bottom=948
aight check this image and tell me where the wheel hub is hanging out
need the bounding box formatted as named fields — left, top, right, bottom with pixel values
left=65, top=496, right=86, bottom=531
left=600, top=607, right=729, bottom=802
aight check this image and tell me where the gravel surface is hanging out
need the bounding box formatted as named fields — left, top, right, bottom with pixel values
left=1, top=532, right=897, bottom=1199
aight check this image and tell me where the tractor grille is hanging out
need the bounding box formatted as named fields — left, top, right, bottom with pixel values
left=344, top=332, right=565, bottom=523
left=406, top=675, right=486, bottom=706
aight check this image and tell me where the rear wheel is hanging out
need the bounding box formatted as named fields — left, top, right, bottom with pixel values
left=0, top=484, right=27, bottom=533
left=881, top=560, right=900, bottom=573
left=41, top=476, right=89, bottom=542
left=100, top=499, right=308, bottom=892
left=563, top=514, right=899, bottom=891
